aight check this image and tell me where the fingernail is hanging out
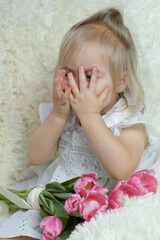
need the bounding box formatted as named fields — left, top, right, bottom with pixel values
left=68, top=72, right=72, bottom=77
left=79, top=66, right=84, bottom=71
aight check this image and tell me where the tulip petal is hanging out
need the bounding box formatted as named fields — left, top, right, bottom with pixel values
left=40, top=216, right=52, bottom=229
left=81, top=172, right=98, bottom=181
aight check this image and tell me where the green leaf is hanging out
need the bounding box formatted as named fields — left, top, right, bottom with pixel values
left=41, top=191, right=55, bottom=200
left=8, top=204, right=20, bottom=210
left=63, top=186, right=75, bottom=193
left=34, top=225, right=40, bottom=230
left=45, top=182, right=65, bottom=192
left=59, top=217, right=69, bottom=230
left=53, top=193, right=72, bottom=200
left=38, top=197, right=45, bottom=207
left=51, top=197, right=68, bottom=219
left=0, top=194, right=8, bottom=200
left=48, top=200, right=55, bottom=213
left=61, top=177, right=80, bottom=188
left=98, top=176, right=102, bottom=181
left=103, top=177, right=110, bottom=188
left=70, top=211, right=82, bottom=218
left=39, top=192, right=69, bottom=219
left=42, top=206, right=53, bottom=215
left=0, top=195, right=20, bottom=210
left=40, top=206, right=50, bottom=218
left=12, top=189, right=31, bottom=194
left=39, top=193, right=49, bottom=208
left=11, top=189, right=32, bottom=198
left=46, top=188, right=66, bottom=193
left=59, top=230, right=70, bottom=240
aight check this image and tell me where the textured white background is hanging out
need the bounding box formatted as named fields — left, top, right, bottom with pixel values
left=0, top=0, right=160, bottom=187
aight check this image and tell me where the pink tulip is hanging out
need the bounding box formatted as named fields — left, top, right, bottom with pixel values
left=109, top=180, right=139, bottom=209
left=128, top=169, right=158, bottom=195
left=79, top=190, right=109, bottom=222
left=40, top=216, right=62, bottom=240
left=74, top=172, right=98, bottom=197
left=95, top=187, right=109, bottom=195
left=64, top=194, right=81, bottom=214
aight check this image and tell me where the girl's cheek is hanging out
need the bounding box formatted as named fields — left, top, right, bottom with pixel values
left=95, top=84, right=106, bottom=96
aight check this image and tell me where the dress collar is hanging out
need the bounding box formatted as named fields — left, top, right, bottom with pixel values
left=102, top=98, right=130, bottom=128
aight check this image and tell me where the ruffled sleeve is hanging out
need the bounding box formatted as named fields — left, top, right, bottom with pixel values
left=39, top=103, right=53, bottom=123
left=102, top=98, right=159, bottom=146
left=117, top=111, right=159, bottom=146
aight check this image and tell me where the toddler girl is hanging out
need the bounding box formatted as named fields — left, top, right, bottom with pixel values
left=0, top=7, right=159, bottom=240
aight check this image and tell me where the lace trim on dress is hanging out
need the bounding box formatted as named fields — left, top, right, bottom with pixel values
left=59, top=138, right=94, bottom=155
left=59, top=153, right=106, bottom=179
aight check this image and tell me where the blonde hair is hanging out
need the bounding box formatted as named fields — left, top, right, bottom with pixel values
left=55, top=8, right=144, bottom=113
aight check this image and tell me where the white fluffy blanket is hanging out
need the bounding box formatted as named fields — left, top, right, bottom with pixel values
left=68, top=187, right=160, bottom=240
left=0, top=0, right=160, bottom=239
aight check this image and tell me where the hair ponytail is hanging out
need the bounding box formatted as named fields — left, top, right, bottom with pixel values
left=77, top=8, right=136, bottom=52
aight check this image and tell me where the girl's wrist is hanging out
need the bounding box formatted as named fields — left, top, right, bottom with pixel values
left=52, top=110, right=69, bottom=122
left=79, top=112, right=101, bottom=126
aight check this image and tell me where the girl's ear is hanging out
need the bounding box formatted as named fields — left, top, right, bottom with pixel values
left=116, top=71, right=127, bottom=93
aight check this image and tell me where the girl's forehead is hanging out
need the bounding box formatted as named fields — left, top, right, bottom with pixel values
left=62, top=43, right=110, bottom=70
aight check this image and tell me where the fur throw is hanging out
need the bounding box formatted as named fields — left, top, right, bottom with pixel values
left=0, top=1, right=160, bottom=239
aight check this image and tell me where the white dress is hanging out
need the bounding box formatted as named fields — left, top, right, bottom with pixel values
left=0, top=98, right=159, bottom=239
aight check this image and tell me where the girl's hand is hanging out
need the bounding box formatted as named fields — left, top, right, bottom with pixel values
left=52, top=70, right=71, bottom=120
left=68, top=66, right=110, bottom=120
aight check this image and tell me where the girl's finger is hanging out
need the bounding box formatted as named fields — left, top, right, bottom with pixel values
left=79, top=66, right=87, bottom=91
left=61, top=88, right=71, bottom=104
left=68, top=72, right=79, bottom=97
left=54, top=70, right=66, bottom=85
left=68, top=91, right=75, bottom=104
left=99, top=87, right=111, bottom=102
left=61, top=69, right=66, bottom=78
left=53, top=70, right=66, bottom=97
left=63, top=84, right=71, bottom=100
left=89, top=67, right=97, bottom=92
left=53, top=79, right=62, bottom=98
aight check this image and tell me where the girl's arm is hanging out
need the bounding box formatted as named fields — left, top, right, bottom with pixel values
left=26, top=70, right=71, bottom=166
left=26, top=111, right=67, bottom=166
left=68, top=67, right=147, bottom=180
left=79, top=114, right=147, bottom=180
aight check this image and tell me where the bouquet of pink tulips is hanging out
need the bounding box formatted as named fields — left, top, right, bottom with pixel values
left=0, top=169, right=158, bottom=240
